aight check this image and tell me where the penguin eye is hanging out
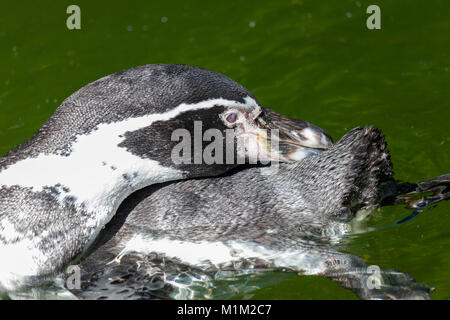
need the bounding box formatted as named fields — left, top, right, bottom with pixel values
left=225, top=113, right=238, bottom=123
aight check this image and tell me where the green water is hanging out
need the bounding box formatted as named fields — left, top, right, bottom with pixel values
left=0, top=0, right=449, bottom=299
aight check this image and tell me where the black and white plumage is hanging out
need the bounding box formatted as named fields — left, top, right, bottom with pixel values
left=0, top=64, right=332, bottom=292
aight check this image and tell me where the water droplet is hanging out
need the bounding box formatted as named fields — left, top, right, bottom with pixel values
left=346, top=12, right=352, bottom=18
left=161, top=16, right=168, bottom=23
left=239, top=56, right=245, bottom=61
left=249, top=21, right=256, bottom=28
left=127, top=25, right=133, bottom=32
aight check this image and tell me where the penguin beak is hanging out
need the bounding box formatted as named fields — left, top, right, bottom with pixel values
left=247, top=108, right=333, bottom=162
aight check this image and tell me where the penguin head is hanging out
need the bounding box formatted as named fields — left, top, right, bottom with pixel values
left=16, top=64, right=332, bottom=180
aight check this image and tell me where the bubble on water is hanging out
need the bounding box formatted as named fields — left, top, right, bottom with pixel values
left=346, top=12, right=352, bottom=18
left=249, top=21, right=256, bottom=28
left=127, top=25, right=133, bottom=32
left=239, top=56, right=245, bottom=61
left=161, top=16, right=168, bottom=23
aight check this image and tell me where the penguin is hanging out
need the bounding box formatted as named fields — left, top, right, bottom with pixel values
left=73, top=127, right=448, bottom=300
left=0, top=64, right=332, bottom=292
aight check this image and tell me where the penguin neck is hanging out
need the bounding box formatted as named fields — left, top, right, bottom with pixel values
left=0, top=145, right=183, bottom=232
